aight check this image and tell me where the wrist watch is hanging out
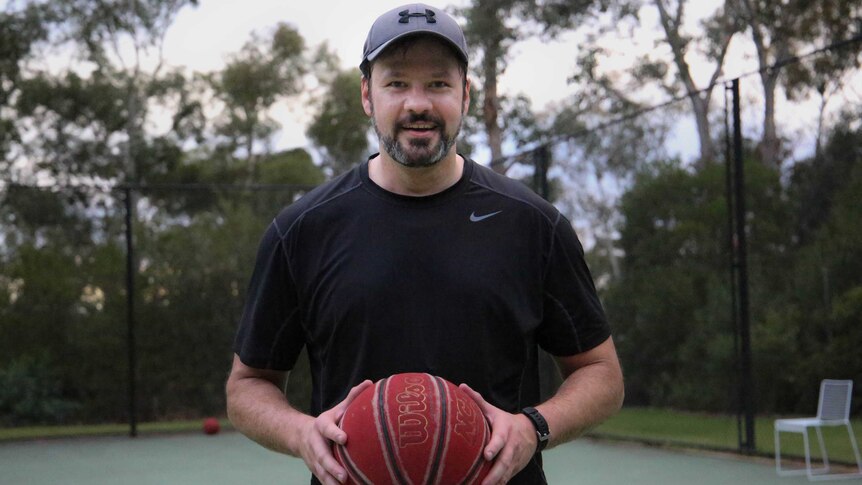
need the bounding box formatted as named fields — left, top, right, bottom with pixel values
left=520, top=406, right=550, bottom=452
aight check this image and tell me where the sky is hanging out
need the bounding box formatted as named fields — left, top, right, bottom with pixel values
left=163, top=0, right=582, bottom=106
left=160, top=0, right=820, bottom=163
left=10, top=0, right=850, bottom=164
left=157, top=0, right=603, bottom=159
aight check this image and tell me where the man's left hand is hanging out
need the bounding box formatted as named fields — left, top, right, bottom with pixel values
left=459, top=383, right=539, bottom=485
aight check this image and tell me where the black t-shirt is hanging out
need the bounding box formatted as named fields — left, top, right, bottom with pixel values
left=234, top=156, right=610, bottom=484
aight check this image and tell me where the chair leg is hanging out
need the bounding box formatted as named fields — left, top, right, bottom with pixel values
left=775, top=427, right=782, bottom=475
left=805, top=424, right=862, bottom=481
left=804, top=428, right=814, bottom=480
left=815, top=426, right=830, bottom=473
left=847, top=423, right=862, bottom=474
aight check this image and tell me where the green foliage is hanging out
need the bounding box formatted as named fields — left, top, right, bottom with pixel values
left=256, top=148, right=325, bottom=186
left=306, top=69, right=370, bottom=175
left=0, top=354, right=80, bottom=426
left=209, top=22, right=309, bottom=164
left=459, top=0, right=598, bottom=162
left=607, top=157, right=792, bottom=411
left=606, top=113, right=862, bottom=415
left=0, top=2, right=52, bottom=164
left=740, top=0, right=862, bottom=101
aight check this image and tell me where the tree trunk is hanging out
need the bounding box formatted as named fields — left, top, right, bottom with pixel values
left=739, top=0, right=785, bottom=169
left=482, top=41, right=505, bottom=173
left=654, top=0, right=727, bottom=164
left=759, top=72, right=781, bottom=169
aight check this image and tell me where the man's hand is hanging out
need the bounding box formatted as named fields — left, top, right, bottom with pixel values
left=297, top=380, right=373, bottom=485
left=460, top=383, right=537, bottom=485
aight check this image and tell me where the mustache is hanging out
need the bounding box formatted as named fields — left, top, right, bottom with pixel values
left=396, top=113, right=445, bottom=128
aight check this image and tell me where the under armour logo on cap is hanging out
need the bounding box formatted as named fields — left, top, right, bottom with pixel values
left=361, top=3, right=469, bottom=73
left=398, top=9, right=437, bottom=24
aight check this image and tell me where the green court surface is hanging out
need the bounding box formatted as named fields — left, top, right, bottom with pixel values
left=1, top=431, right=828, bottom=485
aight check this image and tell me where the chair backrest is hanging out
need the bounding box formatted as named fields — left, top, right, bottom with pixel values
left=817, top=379, right=854, bottom=421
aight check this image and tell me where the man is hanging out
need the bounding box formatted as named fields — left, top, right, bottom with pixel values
left=226, top=4, right=624, bottom=485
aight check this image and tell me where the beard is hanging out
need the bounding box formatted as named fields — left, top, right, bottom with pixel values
left=371, top=110, right=463, bottom=168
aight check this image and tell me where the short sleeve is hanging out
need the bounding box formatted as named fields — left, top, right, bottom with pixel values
left=233, top=221, right=305, bottom=370
left=536, top=213, right=611, bottom=356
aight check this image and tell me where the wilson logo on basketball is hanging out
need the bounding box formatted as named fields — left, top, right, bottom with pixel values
left=453, top=396, right=478, bottom=440
left=396, top=376, right=429, bottom=447
left=334, top=373, right=492, bottom=485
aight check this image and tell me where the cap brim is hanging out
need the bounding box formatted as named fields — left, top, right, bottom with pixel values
left=364, top=30, right=468, bottom=64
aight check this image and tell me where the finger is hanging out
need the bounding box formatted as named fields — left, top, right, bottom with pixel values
left=336, top=379, right=373, bottom=415
left=483, top=427, right=507, bottom=461
left=313, top=466, right=344, bottom=485
left=311, top=435, right=347, bottom=484
left=347, top=379, right=373, bottom=400
left=319, top=418, right=348, bottom=445
left=320, top=453, right=347, bottom=484
left=458, top=383, right=494, bottom=414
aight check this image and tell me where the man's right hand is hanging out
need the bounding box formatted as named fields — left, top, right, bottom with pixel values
left=297, top=380, right=373, bottom=485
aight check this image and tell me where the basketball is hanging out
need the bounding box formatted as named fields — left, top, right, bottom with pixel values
left=202, top=417, right=220, bottom=435
left=334, top=373, right=491, bottom=485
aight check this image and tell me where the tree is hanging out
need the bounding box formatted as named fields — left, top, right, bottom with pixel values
left=459, top=0, right=599, bottom=171
left=207, top=23, right=307, bottom=174
left=570, top=0, right=741, bottom=164
left=648, top=0, right=740, bottom=163
left=306, top=69, right=370, bottom=176
left=605, top=155, right=792, bottom=410
left=0, top=2, right=52, bottom=169
left=54, top=0, right=200, bottom=183
left=757, top=113, right=862, bottom=412
left=733, top=0, right=862, bottom=168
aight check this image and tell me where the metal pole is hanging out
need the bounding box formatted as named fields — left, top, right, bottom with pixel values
left=724, top=83, right=743, bottom=451
left=123, top=188, right=138, bottom=438
left=732, top=79, right=755, bottom=453
left=533, top=145, right=561, bottom=400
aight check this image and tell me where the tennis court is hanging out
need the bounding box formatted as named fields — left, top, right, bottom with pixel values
left=0, top=431, right=819, bottom=484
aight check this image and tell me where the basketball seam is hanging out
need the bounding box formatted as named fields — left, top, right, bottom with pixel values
left=336, top=443, right=372, bottom=485
left=377, top=377, right=409, bottom=485
left=457, top=412, right=491, bottom=485
left=426, top=375, right=448, bottom=485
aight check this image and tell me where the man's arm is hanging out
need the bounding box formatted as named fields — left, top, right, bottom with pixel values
left=461, top=336, right=624, bottom=485
left=225, top=355, right=371, bottom=485
left=537, top=336, right=624, bottom=446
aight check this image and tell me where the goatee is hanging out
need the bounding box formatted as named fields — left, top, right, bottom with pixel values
left=372, top=112, right=461, bottom=168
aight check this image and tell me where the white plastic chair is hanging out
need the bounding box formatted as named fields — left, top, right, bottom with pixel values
left=774, top=379, right=862, bottom=481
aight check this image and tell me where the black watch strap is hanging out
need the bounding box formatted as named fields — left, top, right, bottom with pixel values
left=521, top=406, right=550, bottom=452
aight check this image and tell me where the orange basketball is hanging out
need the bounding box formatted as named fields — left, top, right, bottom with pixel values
left=334, top=373, right=491, bottom=485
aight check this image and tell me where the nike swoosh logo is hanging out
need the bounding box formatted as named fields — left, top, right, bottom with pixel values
left=470, top=210, right=502, bottom=222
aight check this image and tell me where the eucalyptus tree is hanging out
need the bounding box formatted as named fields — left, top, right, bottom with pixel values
left=306, top=68, right=371, bottom=176
left=0, top=2, right=53, bottom=171
left=570, top=0, right=742, bottom=165
left=732, top=0, right=862, bottom=168
left=459, top=0, right=600, bottom=172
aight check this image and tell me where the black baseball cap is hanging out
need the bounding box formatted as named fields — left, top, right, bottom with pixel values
left=361, top=3, right=468, bottom=73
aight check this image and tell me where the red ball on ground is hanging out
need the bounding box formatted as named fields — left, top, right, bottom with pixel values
left=203, top=417, right=220, bottom=435
left=334, top=373, right=491, bottom=485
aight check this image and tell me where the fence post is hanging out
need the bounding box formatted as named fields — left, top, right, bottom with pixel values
left=728, top=79, right=755, bottom=453
left=123, top=187, right=138, bottom=438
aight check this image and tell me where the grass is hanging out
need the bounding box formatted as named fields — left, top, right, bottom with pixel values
left=589, top=407, right=862, bottom=465
left=0, top=418, right=231, bottom=442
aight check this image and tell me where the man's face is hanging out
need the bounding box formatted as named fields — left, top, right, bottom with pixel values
left=362, top=37, right=470, bottom=168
